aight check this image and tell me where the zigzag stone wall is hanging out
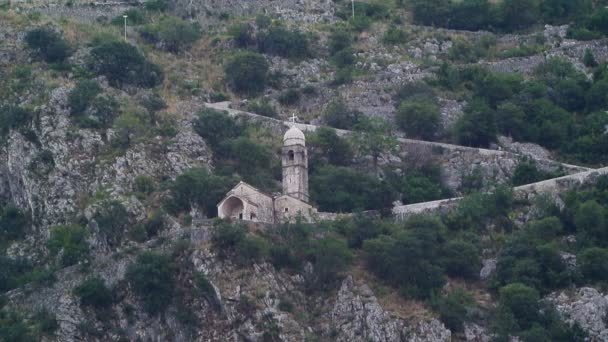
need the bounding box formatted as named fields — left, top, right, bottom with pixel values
left=393, top=166, right=608, bottom=221
left=205, top=102, right=589, bottom=193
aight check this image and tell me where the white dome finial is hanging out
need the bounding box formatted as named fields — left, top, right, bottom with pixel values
left=284, top=115, right=305, bottom=146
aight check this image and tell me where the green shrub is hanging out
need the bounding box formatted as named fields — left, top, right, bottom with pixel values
left=47, top=225, right=89, bottom=267
left=328, top=28, right=352, bottom=55
left=310, top=165, right=395, bottom=212
left=227, top=23, right=254, bottom=48
left=433, top=287, right=474, bottom=333
left=382, top=25, right=408, bottom=45
left=454, top=100, right=497, bottom=147
left=193, top=271, right=216, bottom=298
left=224, top=52, right=269, bottom=95
left=93, top=201, right=129, bottom=246
left=332, top=67, right=353, bottom=85
left=0, top=105, right=33, bottom=137
left=89, top=41, right=163, bottom=88
left=125, top=251, right=175, bottom=314
left=396, top=98, right=441, bottom=140
left=68, top=80, right=102, bottom=116
left=211, top=221, right=267, bottom=265
left=330, top=48, right=355, bottom=68
left=511, top=159, right=560, bottom=186
left=24, top=27, right=70, bottom=63
left=583, top=49, right=597, bottom=68
left=144, top=0, right=168, bottom=12
left=74, top=277, right=113, bottom=308
left=278, top=88, right=300, bottom=105
left=387, top=170, right=445, bottom=205
left=0, top=309, right=35, bottom=342
left=246, top=98, right=277, bottom=118
left=133, top=175, right=156, bottom=195
left=257, top=26, right=310, bottom=59
left=0, top=207, right=30, bottom=243
left=33, top=307, right=58, bottom=337
left=111, top=9, right=147, bottom=26
left=140, top=16, right=201, bottom=53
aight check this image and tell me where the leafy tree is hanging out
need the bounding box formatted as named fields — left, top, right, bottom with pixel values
left=574, top=200, right=607, bottom=241
left=441, top=240, right=480, bottom=280
left=497, top=283, right=540, bottom=330
left=454, top=100, right=496, bottom=147
left=224, top=52, right=269, bottom=95
left=47, top=225, right=89, bottom=267
left=24, top=27, right=70, bottom=63
left=322, top=99, right=362, bottom=130
left=495, top=101, right=526, bottom=139
left=310, top=165, right=395, bottom=212
left=168, top=168, right=236, bottom=216
left=363, top=216, right=447, bottom=299
left=74, top=277, right=113, bottom=308
left=579, top=247, right=608, bottom=283
left=396, top=98, right=441, bottom=140
left=140, top=16, right=201, bottom=53
left=499, top=0, right=540, bottom=31
left=350, top=117, right=398, bottom=172
left=310, top=236, right=353, bottom=287
left=89, top=41, right=163, bottom=88
left=308, top=127, right=353, bottom=169
left=125, top=252, right=176, bottom=314
left=112, top=112, right=147, bottom=147
left=410, top=0, right=450, bottom=26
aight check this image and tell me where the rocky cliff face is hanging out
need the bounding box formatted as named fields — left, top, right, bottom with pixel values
left=7, top=227, right=452, bottom=341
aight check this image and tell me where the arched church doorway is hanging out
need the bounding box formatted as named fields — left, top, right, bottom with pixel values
left=221, top=196, right=245, bottom=220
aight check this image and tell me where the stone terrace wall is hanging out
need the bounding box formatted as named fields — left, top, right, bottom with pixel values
left=481, top=38, right=608, bottom=75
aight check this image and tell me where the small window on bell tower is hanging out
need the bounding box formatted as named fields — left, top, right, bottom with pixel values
left=288, top=150, right=294, bottom=161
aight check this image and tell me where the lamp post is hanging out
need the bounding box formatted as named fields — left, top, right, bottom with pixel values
left=123, top=15, right=128, bottom=41
left=352, top=0, right=355, bottom=19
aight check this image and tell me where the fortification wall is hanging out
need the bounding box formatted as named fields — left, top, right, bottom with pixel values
left=205, top=102, right=589, bottom=193
left=393, top=167, right=608, bottom=221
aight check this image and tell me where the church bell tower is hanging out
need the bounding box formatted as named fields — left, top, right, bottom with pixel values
left=282, top=123, right=309, bottom=203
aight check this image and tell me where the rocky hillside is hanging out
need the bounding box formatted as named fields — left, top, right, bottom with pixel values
left=2, top=0, right=608, bottom=341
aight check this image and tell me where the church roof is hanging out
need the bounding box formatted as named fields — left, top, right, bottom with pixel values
left=283, top=125, right=305, bottom=146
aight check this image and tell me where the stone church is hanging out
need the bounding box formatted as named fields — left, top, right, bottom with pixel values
left=217, top=124, right=317, bottom=224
